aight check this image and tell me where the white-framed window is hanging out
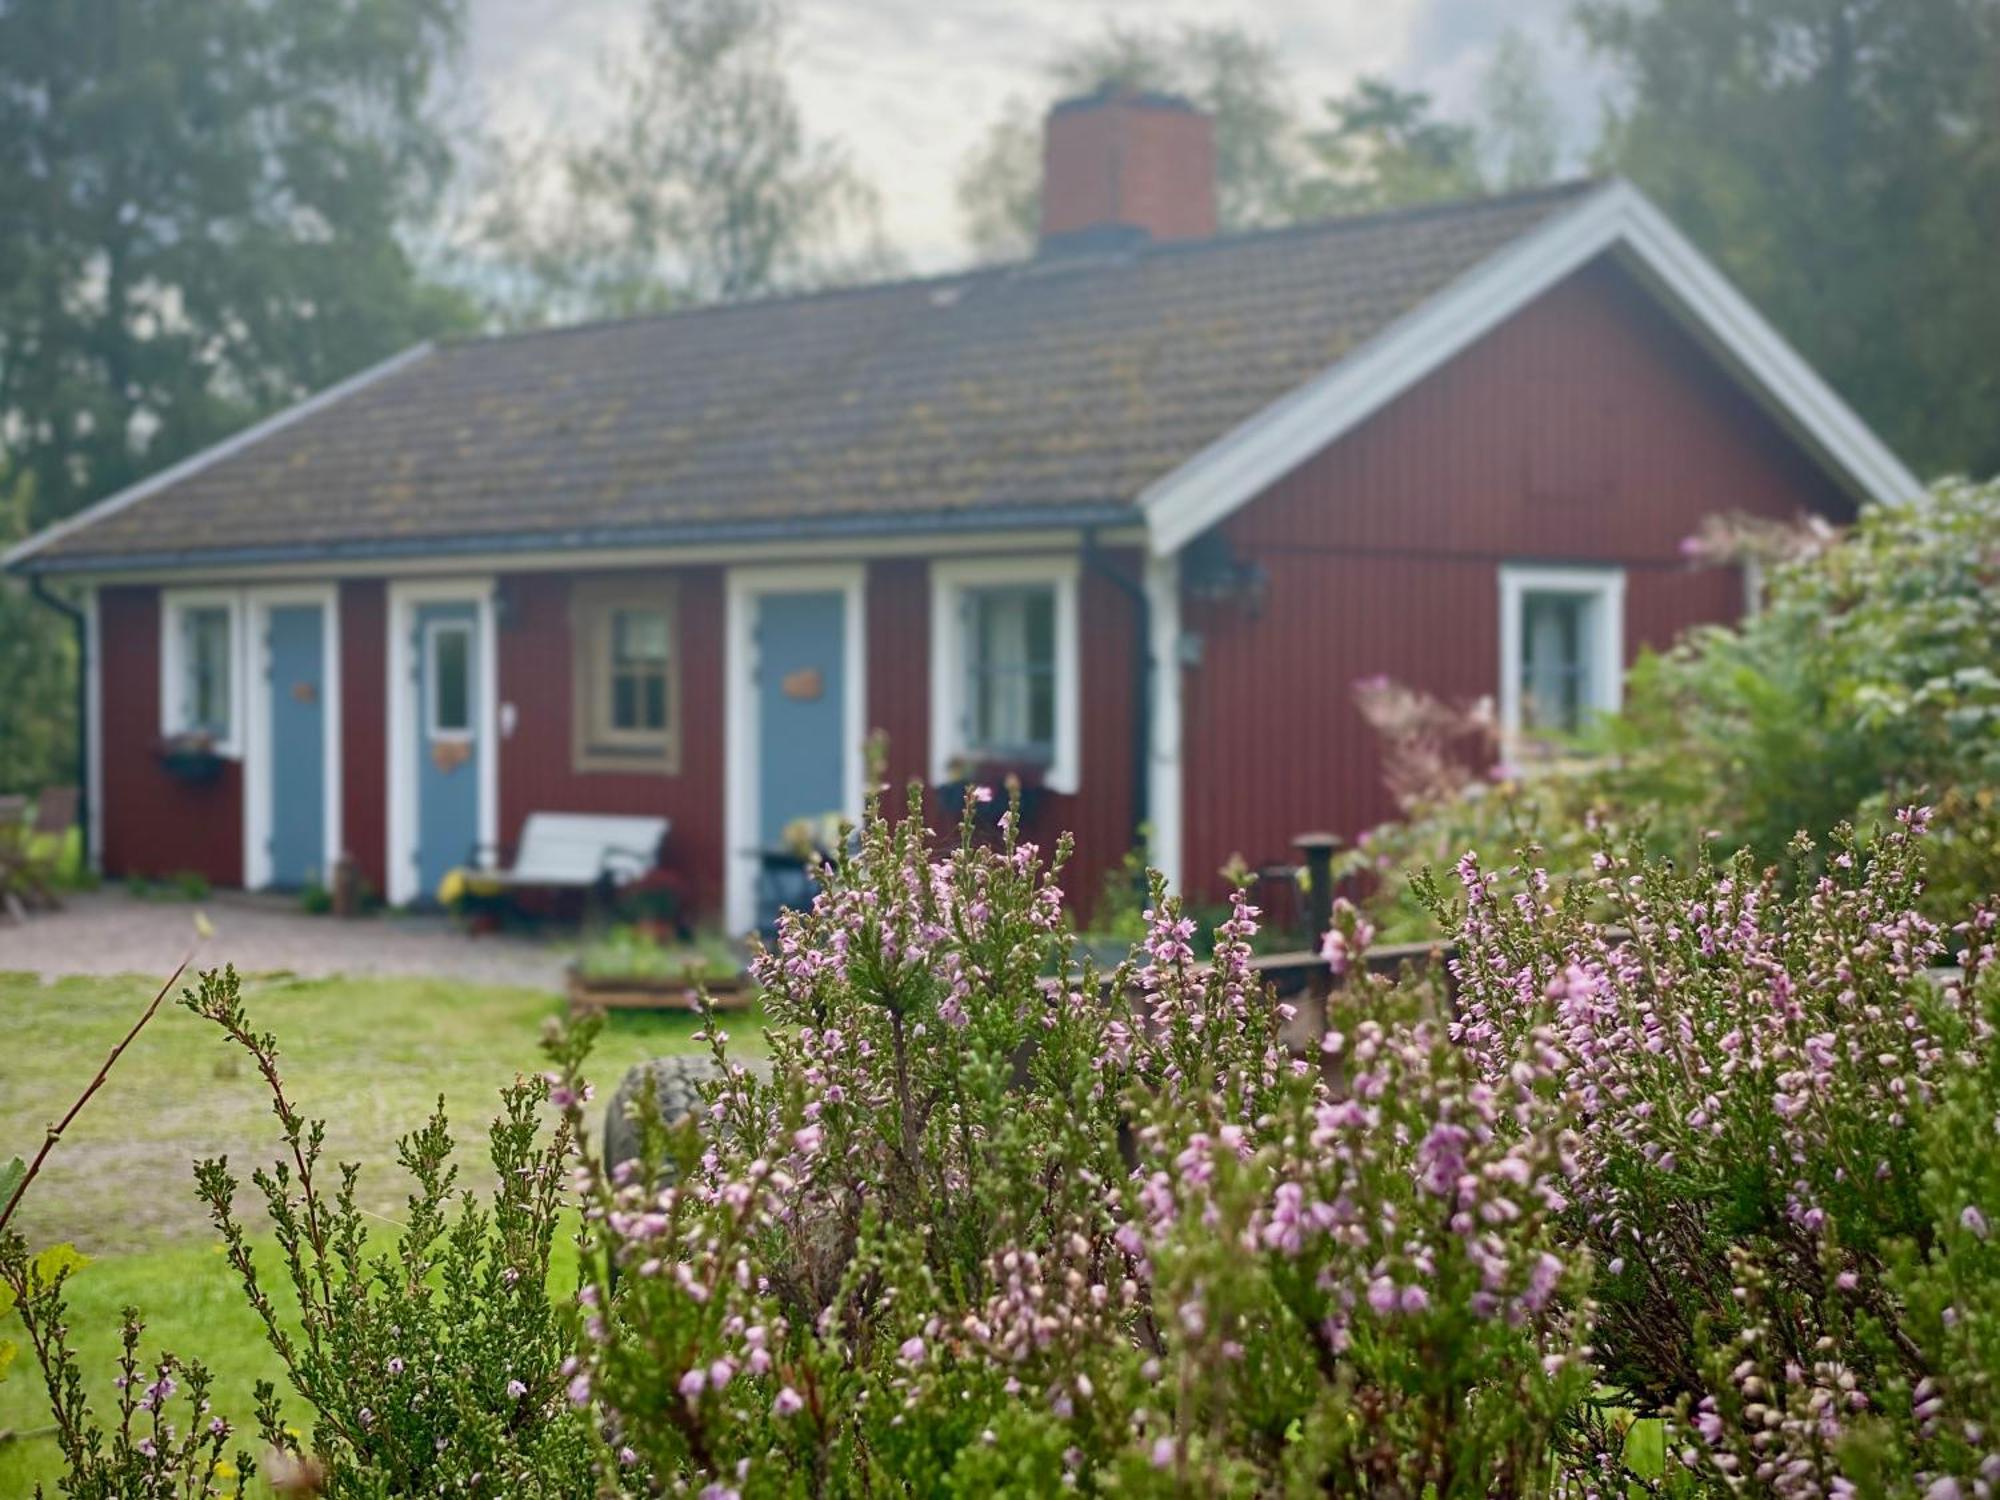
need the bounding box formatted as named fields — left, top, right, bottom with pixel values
left=1498, top=564, right=1626, bottom=740
left=571, top=579, right=680, bottom=772
left=930, top=556, right=1081, bottom=794
left=160, top=589, right=243, bottom=755
left=424, top=619, right=474, bottom=742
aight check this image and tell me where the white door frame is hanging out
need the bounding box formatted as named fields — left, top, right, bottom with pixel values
left=386, top=576, right=499, bottom=907
left=243, top=584, right=343, bottom=891
left=723, top=563, right=867, bottom=935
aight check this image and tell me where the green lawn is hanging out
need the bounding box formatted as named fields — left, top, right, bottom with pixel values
left=0, top=966, right=762, bottom=1491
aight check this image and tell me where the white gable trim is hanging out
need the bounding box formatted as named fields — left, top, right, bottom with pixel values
left=1, top=342, right=434, bottom=571
left=1141, top=180, right=1922, bottom=557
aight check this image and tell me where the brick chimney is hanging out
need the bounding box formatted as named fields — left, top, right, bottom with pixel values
left=1038, top=87, right=1218, bottom=253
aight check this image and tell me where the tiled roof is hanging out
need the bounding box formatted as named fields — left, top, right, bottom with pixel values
left=29, top=181, right=1596, bottom=566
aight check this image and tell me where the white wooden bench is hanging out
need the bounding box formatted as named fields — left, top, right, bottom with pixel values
left=484, top=813, right=671, bottom=895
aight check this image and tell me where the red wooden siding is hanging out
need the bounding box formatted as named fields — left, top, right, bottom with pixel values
left=495, top=568, right=728, bottom=917
left=865, top=558, right=931, bottom=803
left=338, top=579, right=388, bottom=898
left=97, top=585, right=243, bottom=886
left=1040, top=554, right=1143, bottom=914
left=1180, top=256, right=1854, bottom=903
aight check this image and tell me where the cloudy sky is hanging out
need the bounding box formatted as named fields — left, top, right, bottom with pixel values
left=461, top=0, right=1608, bottom=270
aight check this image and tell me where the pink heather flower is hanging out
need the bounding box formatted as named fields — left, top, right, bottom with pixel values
left=1962, top=1205, right=1989, bottom=1241
left=898, top=1335, right=927, bottom=1366
left=1151, top=1436, right=1176, bottom=1469
left=1367, top=1277, right=1397, bottom=1316
left=709, top=1358, right=736, bottom=1389
left=566, top=1374, right=591, bottom=1408
left=137, top=1437, right=157, bottom=1458
left=679, top=1367, right=708, bottom=1398
left=619, top=1446, right=639, bottom=1467
left=386, top=1356, right=404, bottom=1375
left=505, top=1378, right=527, bottom=1399
left=773, top=1386, right=805, bottom=1417
left=793, top=1123, right=823, bottom=1155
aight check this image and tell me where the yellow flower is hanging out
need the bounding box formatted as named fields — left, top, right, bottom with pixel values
left=438, top=867, right=468, bottom=907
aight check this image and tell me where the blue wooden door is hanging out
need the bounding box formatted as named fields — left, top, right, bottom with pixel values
left=413, top=602, right=480, bottom=902
left=266, top=604, right=326, bottom=887
left=757, top=591, right=846, bottom=848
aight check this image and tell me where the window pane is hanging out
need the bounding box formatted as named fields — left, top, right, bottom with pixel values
left=182, top=607, right=232, bottom=738
left=431, top=627, right=470, bottom=733
left=612, top=673, right=638, bottom=730
left=614, top=609, right=669, bottom=665
left=642, top=673, right=666, bottom=730
left=964, top=585, right=1057, bottom=759
left=1520, top=592, right=1592, bottom=733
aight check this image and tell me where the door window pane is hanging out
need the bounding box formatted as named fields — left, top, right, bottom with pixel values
left=429, top=624, right=472, bottom=736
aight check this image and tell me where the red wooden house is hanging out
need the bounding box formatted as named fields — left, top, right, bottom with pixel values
left=4, top=89, right=1920, bottom=931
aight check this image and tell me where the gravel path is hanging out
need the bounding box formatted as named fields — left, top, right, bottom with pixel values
left=0, top=887, right=570, bottom=988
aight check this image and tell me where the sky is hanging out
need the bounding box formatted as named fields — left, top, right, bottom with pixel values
left=461, top=0, right=1609, bottom=271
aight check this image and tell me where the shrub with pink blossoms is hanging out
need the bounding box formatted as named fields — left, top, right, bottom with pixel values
left=1437, top=814, right=2000, bottom=1492
left=548, top=788, right=1590, bottom=1495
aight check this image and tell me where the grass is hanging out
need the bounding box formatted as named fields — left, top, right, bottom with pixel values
left=0, top=965, right=764, bottom=1490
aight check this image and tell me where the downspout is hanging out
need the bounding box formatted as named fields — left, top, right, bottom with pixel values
left=1082, top=531, right=1150, bottom=852
left=28, top=573, right=89, bottom=870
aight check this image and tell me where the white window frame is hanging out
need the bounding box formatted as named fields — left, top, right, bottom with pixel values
left=929, top=556, right=1082, bottom=796
left=159, top=587, right=245, bottom=757
left=1498, top=563, right=1626, bottom=743
left=422, top=618, right=476, bottom=743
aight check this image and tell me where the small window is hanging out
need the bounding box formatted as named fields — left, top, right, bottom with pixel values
left=930, top=558, right=1080, bottom=794
left=573, top=581, right=679, bottom=772
left=1500, top=565, right=1625, bottom=743
left=426, top=621, right=473, bottom=740
left=183, top=607, right=234, bottom=738
left=161, top=592, right=241, bottom=753
left=964, top=585, right=1057, bottom=761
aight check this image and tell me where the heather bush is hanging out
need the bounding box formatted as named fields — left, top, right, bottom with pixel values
left=181, top=968, right=595, bottom=1496
left=546, top=789, right=1590, bottom=1495
left=1438, top=810, right=2000, bottom=1491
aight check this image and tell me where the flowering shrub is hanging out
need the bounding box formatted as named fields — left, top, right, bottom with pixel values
left=1438, top=811, right=2000, bottom=1490
left=545, top=789, right=1589, bottom=1494
left=7, top=791, right=1996, bottom=1495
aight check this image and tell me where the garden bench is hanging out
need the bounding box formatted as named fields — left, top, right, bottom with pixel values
left=482, top=813, right=671, bottom=900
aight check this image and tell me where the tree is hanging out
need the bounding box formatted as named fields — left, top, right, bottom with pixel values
left=476, top=0, right=889, bottom=326
left=0, top=0, right=477, bottom=531
left=1478, top=28, right=1564, bottom=189
left=954, top=22, right=1303, bottom=260
left=0, top=469, right=75, bottom=796
left=1293, top=78, right=1485, bottom=217
left=1579, top=0, right=2000, bottom=479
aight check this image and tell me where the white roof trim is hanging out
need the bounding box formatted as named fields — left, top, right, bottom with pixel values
left=1141, top=180, right=1923, bottom=556
left=2, top=341, right=435, bottom=571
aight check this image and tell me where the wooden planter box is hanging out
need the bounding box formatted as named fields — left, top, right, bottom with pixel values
left=566, top=965, right=757, bottom=1017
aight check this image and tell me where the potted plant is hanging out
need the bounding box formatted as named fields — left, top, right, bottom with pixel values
left=154, top=731, right=228, bottom=785
left=934, top=758, right=1048, bottom=827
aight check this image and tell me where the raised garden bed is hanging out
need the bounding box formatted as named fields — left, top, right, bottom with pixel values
left=565, top=926, right=755, bottom=1016
left=566, top=964, right=757, bottom=1017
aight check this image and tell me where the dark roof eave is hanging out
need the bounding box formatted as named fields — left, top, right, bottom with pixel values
left=15, top=502, right=1142, bottom=577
